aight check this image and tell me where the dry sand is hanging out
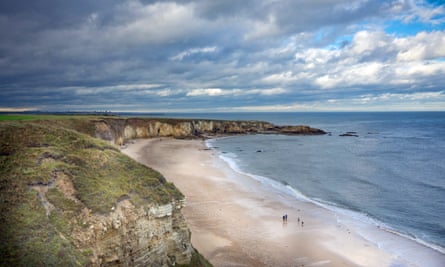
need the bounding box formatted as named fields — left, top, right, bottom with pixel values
left=121, top=138, right=437, bottom=267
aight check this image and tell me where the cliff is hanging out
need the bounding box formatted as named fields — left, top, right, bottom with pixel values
left=93, top=118, right=326, bottom=145
left=0, top=121, right=195, bottom=266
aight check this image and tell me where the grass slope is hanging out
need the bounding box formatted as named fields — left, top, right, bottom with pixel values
left=0, top=120, right=183, bottom=266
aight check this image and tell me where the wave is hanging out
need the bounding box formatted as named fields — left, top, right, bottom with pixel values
left=205, top=139, right=445, bottom=256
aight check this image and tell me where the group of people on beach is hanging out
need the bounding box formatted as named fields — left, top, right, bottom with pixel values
left=282, top=214, right=304, bottom=227
left=282, top=214, right=288, bottom=222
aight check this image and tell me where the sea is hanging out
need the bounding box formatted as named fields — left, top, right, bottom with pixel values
left=127, top=112, right=445, bottom=256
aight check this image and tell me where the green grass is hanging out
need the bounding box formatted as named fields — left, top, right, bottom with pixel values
left=0, top=114, right=42, bottom=121
left=0, top=119, right=184, bottom=265
left=0, top=114, right=93, bottom=121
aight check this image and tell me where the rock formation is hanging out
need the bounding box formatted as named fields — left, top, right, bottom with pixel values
left=339, top=131, right=359, bottom=137
left=93, top=118, right=326, bottom=145
left=0, top=121, right=194, bottom=266
left=75, top=199, right=191, bottom=266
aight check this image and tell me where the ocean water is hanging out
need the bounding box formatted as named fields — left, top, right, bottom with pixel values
left=190, top=112, right=445, bottom=254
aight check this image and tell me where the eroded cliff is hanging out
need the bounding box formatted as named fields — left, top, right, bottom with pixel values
left=93, top=118, right=326, bottom=145
left=0, top=121, right=193, bottom=266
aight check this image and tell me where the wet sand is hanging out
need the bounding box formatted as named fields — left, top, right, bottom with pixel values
left=122, top=138, right=443, bottom=267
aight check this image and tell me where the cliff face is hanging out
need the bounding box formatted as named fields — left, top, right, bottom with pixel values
left=94, top=118, right=326, bottom=145
left=75, top=199, right=191, bottom=266
left=0, top=121, right=192, bottom=267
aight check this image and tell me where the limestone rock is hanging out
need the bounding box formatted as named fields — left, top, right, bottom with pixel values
left=73, top=199, right=192, bottom=266
left=94, top=118, right=326, bottom=145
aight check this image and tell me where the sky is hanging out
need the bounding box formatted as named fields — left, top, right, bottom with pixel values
left=1, top=0, right=445, bottom=112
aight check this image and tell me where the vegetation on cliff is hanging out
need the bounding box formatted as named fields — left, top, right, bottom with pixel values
left=0, top=119, right=184, bottom=266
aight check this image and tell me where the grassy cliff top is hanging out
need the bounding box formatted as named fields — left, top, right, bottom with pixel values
left=0, top=118, right=183, bottom=265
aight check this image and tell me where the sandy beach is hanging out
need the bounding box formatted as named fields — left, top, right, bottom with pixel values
left=122, top=138, right=444, bottom=267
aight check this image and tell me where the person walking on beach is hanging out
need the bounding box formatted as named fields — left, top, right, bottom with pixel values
left=282, top=214, right=288, bottom=224
left=301, top=221, right=304, bottom=227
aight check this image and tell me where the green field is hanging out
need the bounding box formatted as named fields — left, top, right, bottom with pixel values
left=0, top=114, right=93, bottom=121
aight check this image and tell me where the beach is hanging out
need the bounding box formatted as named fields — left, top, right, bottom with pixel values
left=122, top=138, right=444, bottom=267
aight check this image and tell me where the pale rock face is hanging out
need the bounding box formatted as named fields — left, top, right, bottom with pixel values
left=123, top=125, right=137, bottom=140
left=95, top=118, right=324, bottom=145
left=73, top=199, right=191, bottom=266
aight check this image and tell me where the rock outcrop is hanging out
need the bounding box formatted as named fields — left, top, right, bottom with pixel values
left=0, top=121, right=194, bottom=267
left=74, top=199, right=191, bottom=266
left=93, top=118, right=326, bottom=145
left=339, top=131, right=359, bottom=137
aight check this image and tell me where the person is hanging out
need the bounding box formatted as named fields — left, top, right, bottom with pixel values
left=285, top=214, right=288, bottom=222
left=283, top=215, right=286, bottom=222
left=298, top=217, right=300, bottom=223
left=301, top=221, right=304, bottom=227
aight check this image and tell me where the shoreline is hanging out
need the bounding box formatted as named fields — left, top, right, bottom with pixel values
left=122, top=138, right=445, bottom=267
left=212, top=138, right=445, bottom=257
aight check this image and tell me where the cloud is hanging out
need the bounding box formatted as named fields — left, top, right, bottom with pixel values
left=315, top=62, right=387, bottom=89
left=396, top=31, right=445, bottom=61
left=171, top=46, right=218, bottom=61
left=262, top=72, right=299, bottom=84
left=401, top=0, right=445, bottom=24
left=73, top=84, right=164, bottom=95
left=187, top=88, right=235, bottom=96
left=231, top=91, right=445, bottom=112
left=357, top=91, right=445, bottom=104
left=186, top=87, right=287, bottom=97
left=107, top=2, right=206, bottom=45
left=0, top=0, right=444, bottom=111
left=292, top=29, right=445, bottom=90
left=243, top=15, right=280, bottom=40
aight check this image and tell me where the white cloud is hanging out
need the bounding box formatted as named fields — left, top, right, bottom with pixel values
left=288, top=29, right=445, bottom=90
left=187, top=88, right=233, bottom=96
left=171, top=46, right=218, bottom=61
left=155, top=89, right=177, bottom=97
left=403, top=1, right=445, bottom=24
left=295, top=48, right=341, bottom=65
left=393, top=61, right=445, bottom=79
left=356, top=91, right=445, bottom=104
left=350, top=30, right=390, bottom=55
left=251, top=87, right=287, bottom=96
left=262, top=71, right=297, bottom=84
left=315, top=62, right=386, bottom=89
left=236, top=91, right=445, bottom=112
left=186, top=87, right=287, bottom=97
left=233, top=103, right=314, bottom=112
left=396, top=31, right=445, bottom=61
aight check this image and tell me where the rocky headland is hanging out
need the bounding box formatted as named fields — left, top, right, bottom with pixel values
left=93, top=117, right=326, bottom=146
